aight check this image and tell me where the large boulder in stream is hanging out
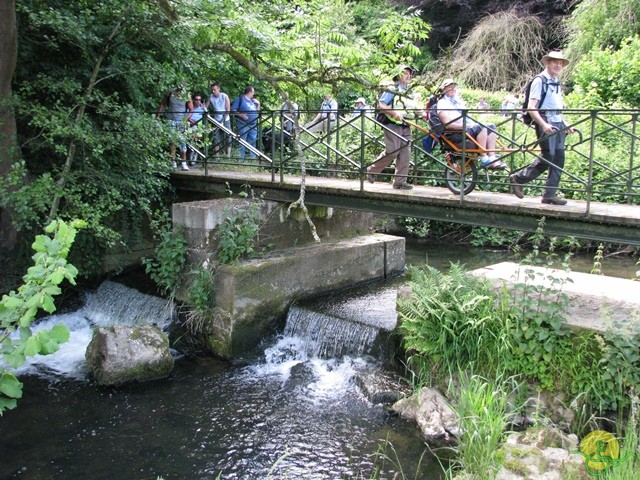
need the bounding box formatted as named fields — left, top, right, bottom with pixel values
left=391, top=387, right=460, bottom=446
left=85, top=325, right=174, bottom=386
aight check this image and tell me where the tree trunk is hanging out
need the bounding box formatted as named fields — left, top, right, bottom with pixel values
left=0, top=0, right=17, bottom=249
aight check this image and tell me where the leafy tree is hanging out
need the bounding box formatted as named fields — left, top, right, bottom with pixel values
left=2, top=0, right=430, bottom=277
left=0, top=219, right=84, bottom=414
left=568, top=35, right=640, bottom=107
left=565, top=0, right=640, bottom=66
left=445, top=9, right=562, bottom=92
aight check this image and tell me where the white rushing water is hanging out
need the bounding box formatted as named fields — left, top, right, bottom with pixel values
left=8, top=281, right=174, bottom=379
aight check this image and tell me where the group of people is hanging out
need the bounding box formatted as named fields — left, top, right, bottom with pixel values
left=158, top=50, right=571, bottom=205
left=156, top=82, right=261, bottom=170
left=368, top=50, right=572, bottom=205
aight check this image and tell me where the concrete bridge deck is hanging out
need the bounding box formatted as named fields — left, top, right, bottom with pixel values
left=171, top=168, right=640, bottom=246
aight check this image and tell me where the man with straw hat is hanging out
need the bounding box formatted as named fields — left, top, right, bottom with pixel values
left=510, top=50, right=573, bottom=205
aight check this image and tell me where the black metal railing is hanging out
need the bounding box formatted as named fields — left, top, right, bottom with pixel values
left=180, top=107, right=640, bottom=212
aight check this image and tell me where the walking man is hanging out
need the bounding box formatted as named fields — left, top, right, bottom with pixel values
left=510, top=51, right=573, bottom=205
left=367, top=65, right=416, bottom=190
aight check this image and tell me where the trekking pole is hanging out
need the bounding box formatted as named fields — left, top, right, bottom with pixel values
left=403, top=119, right=430, bottom=134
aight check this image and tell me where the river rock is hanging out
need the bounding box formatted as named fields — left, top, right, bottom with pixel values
left=495, top=427, right=585, bottom=479
left=391, top=387, right=460, bottom=446
left=286, top=361, right=318, bottom=388
left=354, top=372, right=412, bottom=404
left=85, top=325, right=174, bottom=386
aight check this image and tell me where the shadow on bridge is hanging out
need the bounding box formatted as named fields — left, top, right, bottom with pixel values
left=175, top=107, right=640, bottom=246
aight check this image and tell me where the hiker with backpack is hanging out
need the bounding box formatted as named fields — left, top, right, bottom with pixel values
left=156, top=82, right=194, bottom=171
left=367, top=65, right=417, bottom=190
left=435, top=79, right=506, bottom=169
left=510, top=50, right=574, bottom=205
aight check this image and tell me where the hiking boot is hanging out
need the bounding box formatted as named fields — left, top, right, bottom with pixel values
left=366, top=170, right=376, bottom=184
left=541, top=196, right=567, bottom=205
left=509, top=174, right=524, bottom=199
left=393, top=183, right=413, bottom=190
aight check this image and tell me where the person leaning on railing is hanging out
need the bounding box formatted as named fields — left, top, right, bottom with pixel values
left=510, top=50, right=575, bottom=206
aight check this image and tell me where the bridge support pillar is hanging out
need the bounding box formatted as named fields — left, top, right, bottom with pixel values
left=172, top=199, right=404, bottom=358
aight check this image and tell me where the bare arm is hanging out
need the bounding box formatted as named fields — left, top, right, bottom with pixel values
left=156, top=92, right=169, bottom=119
left=438, top=108, right=466, bottom=129
left=185, top=100, right=194, bottom=122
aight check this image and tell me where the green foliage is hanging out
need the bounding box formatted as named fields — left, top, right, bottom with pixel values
left=446, top=373, right=516, bottom=479
left=604, top=397, right=640, bottom=480
left=469, top=226, right=522, bottom=248
left=565, top=0, right=640, bottom=64
left=569, top=36, right=640, bottom=108
left=445, top=9, right=556, bottom=91
left=0, top=219, right=84, bottom=414
left=398, top=263, right=512, bottom=384
left=591, top=244, right=605, bottom=275
left=216, top=190, right=265, bottom=265
left=397, top=217, right=431, bottom=238
left=599, top=325, right=640, bottom=412
left=184, top=266, right=217, bottom=334
left=142, top=211, right=188, bottom=296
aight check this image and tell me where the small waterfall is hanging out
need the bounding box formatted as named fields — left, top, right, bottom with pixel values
left=10, top=281, right=174, bottom=378
left=283, top=306, right=382, bottom=358
left=83, top=280, right=174, bottom=330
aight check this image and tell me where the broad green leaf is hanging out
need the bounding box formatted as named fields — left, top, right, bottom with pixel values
left=50, top=324, right=70, bottom=343
left=0, top=397, right=18, bottom=414
left=24, top=336, right=39, bottom=357
left=0, top=373, right=24, bottom=399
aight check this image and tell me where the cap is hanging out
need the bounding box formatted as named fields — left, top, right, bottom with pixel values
left=439, top=78, right=457, bottom=92
left=541, top=50, right=569, bottom=66
left=354, top=97, right=367, bottom=104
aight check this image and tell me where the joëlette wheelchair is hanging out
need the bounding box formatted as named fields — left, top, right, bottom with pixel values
left=408, top=119, right=525, bottom=195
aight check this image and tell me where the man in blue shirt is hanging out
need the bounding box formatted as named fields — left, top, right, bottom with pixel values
left=231, top=85, right=260, bottom=160
left=510, top=51, right=573, bottom=205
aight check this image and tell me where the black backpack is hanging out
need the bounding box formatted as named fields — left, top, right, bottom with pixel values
left=521, top=75, right=549, bottom=125
left=375, top=93, right=394, bottom=125
left=428, top=101, right=444, bottom=135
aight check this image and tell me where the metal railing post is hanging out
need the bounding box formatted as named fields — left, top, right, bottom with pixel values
left=628, top=113, right=638, bottom=204
left=460, top=109, right=468, bottom=201
left=359, top=112, right=366, bottom=191
left=585, top=110, right=597, bottom=214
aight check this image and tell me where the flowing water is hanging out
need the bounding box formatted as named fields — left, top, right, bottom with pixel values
left=0, top=278, right=440, bottom=480
left=1, top=241, right=637, bottom=480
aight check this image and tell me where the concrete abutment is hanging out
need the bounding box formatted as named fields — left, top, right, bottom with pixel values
left=172, top=198, right=405, bottom=358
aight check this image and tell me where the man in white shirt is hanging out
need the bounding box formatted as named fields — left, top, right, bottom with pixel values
left=510, top=51, right=573, bottom=205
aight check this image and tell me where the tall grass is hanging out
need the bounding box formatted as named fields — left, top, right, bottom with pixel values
left=603, top=397, right=640, bottom=479
left=444, top=373, right=516, bottom=480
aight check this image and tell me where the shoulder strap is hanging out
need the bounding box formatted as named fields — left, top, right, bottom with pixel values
left=538, top=76, right=550, bottom=108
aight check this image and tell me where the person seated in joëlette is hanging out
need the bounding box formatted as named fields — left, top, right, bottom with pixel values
left=437, top=79, right=506, bottom=169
